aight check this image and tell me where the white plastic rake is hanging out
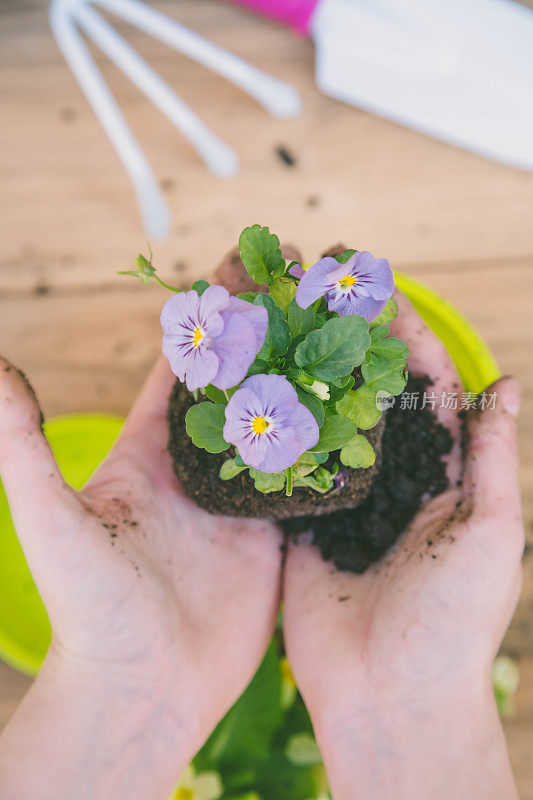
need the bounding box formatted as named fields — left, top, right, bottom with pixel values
left=49, top=0, right=302, bottom=238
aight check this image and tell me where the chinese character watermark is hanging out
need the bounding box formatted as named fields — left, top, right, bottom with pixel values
left=376, top=390, right=498, bottom=411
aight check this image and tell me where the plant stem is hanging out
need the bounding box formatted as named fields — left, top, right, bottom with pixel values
left=224, top=390, right=231, bottom=403
left=153, top=275, right=183, bottom=293
left=286, top=466, right=293, bottom=497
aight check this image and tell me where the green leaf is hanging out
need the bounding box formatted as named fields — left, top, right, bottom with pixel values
left=236, top=291, right=260, bottom=303
left=249, top=468, right=286, bottom=493
left=134, top=253, right=154, bottom=274
left=270, top=277, right=297, bottom=313
left=204, top=384, right=228, bottom=404
left=336, top=385, right=382, bottom=430
left=362, top=355, right=408, bottom=395
left=334, top=248, right=356, bottom=264
left=185, top=402, right=229, bottom=453
left=294, top=384, right=325, bottom=428
left=286, top=733, right=323, bottom=767
left=493, top=656, right=520, bottom=718
left=247, top=357, right=270, bottom=377
left=255, top=751, right=317, bottom=800
left=226, top=794, right=262, bottom=800
left=239, top=225, right=285, bottom=285
left=118, top=269, right=139, bottom=278
left=330, top=374, right=355, bottom=389
left=295, top=316, right=370, bottom=381
left=294, top=467, right=334, bottom=493
left=340, top=434, right=376, bottom=468
left=254, top=295, right=290, bottom=359
left=197, top=642, right=283, bottom=770
left=191, top=279, right=210, bottom=295
left=327, top=374, right=355, bottom=404
left=369, top=297, right=398, bottom=328
left=219, top=459, right=246, bottom=480
left=370, top=324, right=389, bottom=342
left=309, top=414, right=357, bottom=452
left=371, top=337, right=410, bottom=360
left=293, top=452, right=320, bottom=477
left=287, top=298, right=315, bottom=338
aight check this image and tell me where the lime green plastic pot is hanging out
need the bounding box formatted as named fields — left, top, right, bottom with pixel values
left=395, top=273, right=500, bottom=393
left=0, top=275, right=500, bottom=677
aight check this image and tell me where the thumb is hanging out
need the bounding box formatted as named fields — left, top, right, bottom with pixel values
left=0, top=358, right=78, bottom=553
left=464, top=377, right=523, bottom=533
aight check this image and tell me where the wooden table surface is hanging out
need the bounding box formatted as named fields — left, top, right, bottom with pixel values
left=1, top=0, right=533, bottom=794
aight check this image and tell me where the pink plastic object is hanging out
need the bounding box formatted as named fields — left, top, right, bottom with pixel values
left=228, top=0, right=319, bottom=35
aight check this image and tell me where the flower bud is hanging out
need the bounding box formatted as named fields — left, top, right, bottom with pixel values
left=296, top=372, right=330, bottom=401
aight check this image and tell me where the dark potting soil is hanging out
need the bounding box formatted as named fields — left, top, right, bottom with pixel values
left=282, top=376, right=453, bottom=573
left=167, top=380, right=386, bottom=520
left=170, top=241, right=453, bottom=570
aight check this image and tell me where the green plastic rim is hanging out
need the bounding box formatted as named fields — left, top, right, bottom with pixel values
left=395, top=272, right=500, bottom=393
left=0, top=276, right=500, bottom=677
left=0, top=414, right=123, bottom=676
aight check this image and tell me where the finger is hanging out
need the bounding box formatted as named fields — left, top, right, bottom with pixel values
left=463, top=376, right=523, bottom=532
left=391, top=291, right=463, bottom=484
left=0, top=357, right=77, bottom=542
left=107, top=356, right=175, bottom=465
left=121, top=356, right=174, bottom=437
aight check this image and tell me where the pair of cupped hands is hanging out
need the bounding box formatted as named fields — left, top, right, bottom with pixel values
left=0, top=293, right=524, bottom=800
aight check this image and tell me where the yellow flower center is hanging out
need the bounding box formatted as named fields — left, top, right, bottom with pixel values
left=174, top=789, right=194, bottom=800
left=252, top=416, right=269, bottom=434
left=192, top=326, right=205, bottom=347
left=338, top=274, right=356, bottom=288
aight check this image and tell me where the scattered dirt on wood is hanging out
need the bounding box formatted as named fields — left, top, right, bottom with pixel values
left=275, top=145, right=297, bottom=167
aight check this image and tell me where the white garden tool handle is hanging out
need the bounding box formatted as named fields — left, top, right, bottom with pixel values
left=93, top=0, right=301, bottom=118
left=76, top=4, right=239, bottom=177
left=49, top=0, right=302, bottom=237
left=49, top=0, right=171, bottom=238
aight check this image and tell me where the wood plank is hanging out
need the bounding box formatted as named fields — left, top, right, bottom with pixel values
left=1, top=1, right=533, bottom=292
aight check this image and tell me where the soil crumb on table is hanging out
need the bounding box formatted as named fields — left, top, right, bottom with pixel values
left=282, top=376, right=453, bottom=573
left=275, top=145, right=297, bottom=167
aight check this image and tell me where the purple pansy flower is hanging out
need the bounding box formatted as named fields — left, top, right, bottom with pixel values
left=289, top=262, right=306, bottom=279
left=223, top=374, right=319, bottom=474
left=295, top=251, right=395, bottom=322
left=161, top=285, right=267, bottom=392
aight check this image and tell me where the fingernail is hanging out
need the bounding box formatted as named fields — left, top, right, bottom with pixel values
left=498, top=376, right=521, bottom=418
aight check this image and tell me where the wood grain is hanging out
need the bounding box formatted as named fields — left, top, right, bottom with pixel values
left=1, top=0, right=532, bottom=794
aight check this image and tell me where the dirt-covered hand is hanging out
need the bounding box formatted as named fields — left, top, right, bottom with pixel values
left=282, top=293, right=523, bottom=800
left=0, top=356, right=281, bottom=799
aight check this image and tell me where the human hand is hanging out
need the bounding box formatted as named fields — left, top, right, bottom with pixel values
left=0, top=356, right=282, bottom=799
left=283, top=294, right=523, bottom=799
